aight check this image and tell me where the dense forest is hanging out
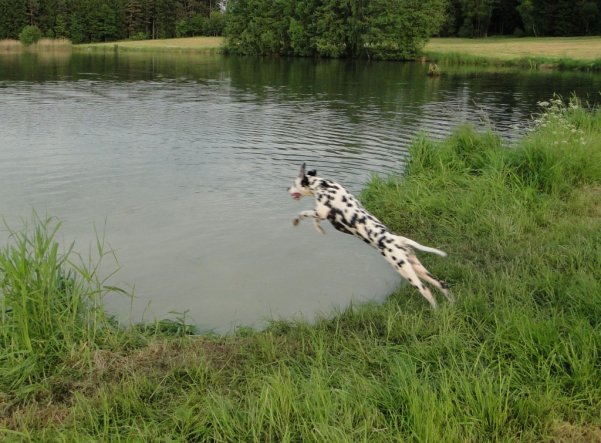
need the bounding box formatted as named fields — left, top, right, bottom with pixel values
left=0, top=0, right=225, bottom=42
left=225, top=0, right=447, bottom=58
left=442, top=0, right=601, bottom=37
left=0, top=0, right=600, bottom=45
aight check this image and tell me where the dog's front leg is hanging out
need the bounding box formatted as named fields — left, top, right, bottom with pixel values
left=293, top=210, right=326, bottom=234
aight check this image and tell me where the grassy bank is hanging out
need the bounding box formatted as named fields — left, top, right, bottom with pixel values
left=75, top=36, right=224, bottom=54
left=425, top=36, right=601, bottom=71
left=2, top=97, right=601, bottom=441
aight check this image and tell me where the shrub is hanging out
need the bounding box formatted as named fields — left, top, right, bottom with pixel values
left=19, top=25, right=42, bottom=46
left=129, top=31, right=149, bottom=41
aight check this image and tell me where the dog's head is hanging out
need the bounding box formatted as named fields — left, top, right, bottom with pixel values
left=288, top=163, right=317, bottom=200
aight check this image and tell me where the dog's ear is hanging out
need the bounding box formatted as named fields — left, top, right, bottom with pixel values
left=299, top=163, right=306, bottom=178
left=307, top=170, right=317, bottom=177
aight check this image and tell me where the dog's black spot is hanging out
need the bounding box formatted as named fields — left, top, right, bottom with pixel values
left=341, top=195, right=347, bottom=203
left=301, top=176, right=309, bottom=187
left=349, top=213, right=358, bottom=228
left=327, top=208, right=352, bottom=235
left=407, top=278, right=413, bottom=283
left=441, top=281, right=449, bottom=289
left=385, top=238, right=394, bottom=244
left=347, top=203, right=353, bottom=208
left=391, top=256, right=396, bottom=261
left=422, top=284, right=427, bottom=290
left=320, top=180, right=332, bottom=189
left=308, top=170, right=317, bottom=176
left=397, top=259, right=405, bottom=267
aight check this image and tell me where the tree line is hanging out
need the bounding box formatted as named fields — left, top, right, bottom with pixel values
left=0, top=0, right=225, bottom=43
left=0, top=0, right=599, bottom=50
left=224, top=0, right=447, bottom=59
left=442, top=0, right=601, bottom=37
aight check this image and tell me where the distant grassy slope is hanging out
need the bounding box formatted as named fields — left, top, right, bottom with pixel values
left=426, top=37, right=601, bottom=60
left=75, top=36, right=224, bottom=53
left=425, top=36, right=601, bottom=70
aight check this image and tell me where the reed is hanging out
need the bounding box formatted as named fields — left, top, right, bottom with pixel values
left=34, top=38, right=72, bottom=50
left=0, top=38, right=72, bottom=53
left=0, top=39, right=21, bottom=52
left=0, top=215, right=129, bottom=401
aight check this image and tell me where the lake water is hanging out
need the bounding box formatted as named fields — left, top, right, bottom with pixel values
left=1, top=51, right=601, bottom=332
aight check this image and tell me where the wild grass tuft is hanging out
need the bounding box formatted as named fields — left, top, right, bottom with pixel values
left=0, top=215, right=129, bottom=400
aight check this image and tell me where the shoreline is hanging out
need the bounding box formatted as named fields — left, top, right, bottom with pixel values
left=5, top=36, right=601, bottom=72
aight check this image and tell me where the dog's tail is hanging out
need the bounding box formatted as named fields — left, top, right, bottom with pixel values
left=402, top=237, right=447, bottom=257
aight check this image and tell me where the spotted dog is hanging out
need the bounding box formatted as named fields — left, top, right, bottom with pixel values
left=288, top=163, right=452, bottom=308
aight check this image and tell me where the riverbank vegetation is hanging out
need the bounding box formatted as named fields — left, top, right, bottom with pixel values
left=0, top=38, right=72, bottom=53
left=1, top=97, right=600, bottom=440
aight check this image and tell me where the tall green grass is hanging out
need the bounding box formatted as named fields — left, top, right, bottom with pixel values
left=1, top=98, right=600, bottom=441
left=0, top=216, right=131, bottom=401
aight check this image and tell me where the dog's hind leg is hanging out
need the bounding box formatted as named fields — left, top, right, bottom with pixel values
left=392, top=259, right=438, bottom=308
left=293, top=210, right=325, bottom=234
left=408, top=253, right=454, bottom=303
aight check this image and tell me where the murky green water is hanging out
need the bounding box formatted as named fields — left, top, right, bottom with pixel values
left=1, top=51, right=600, bottom=331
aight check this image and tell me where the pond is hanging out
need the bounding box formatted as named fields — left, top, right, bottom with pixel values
left=1, top=51, right=601, bottom=332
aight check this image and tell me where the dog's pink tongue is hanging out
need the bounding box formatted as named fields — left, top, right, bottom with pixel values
left=292, top=193, right=301, bottom=200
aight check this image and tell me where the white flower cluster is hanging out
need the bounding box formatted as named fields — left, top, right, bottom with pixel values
left=531, top=95, right=586, bottom=146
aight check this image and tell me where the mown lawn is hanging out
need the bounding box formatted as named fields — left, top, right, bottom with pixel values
left=1, top=97, right=600, bottom=441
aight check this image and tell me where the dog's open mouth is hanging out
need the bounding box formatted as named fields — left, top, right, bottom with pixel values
left=291, top=192, right=301, bottom=200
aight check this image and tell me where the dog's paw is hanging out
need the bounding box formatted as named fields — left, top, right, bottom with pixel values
left=292, top=218, right=300, bottom=226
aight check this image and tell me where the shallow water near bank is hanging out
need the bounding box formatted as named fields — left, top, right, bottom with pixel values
left=2, top=52, right=601, bottom=331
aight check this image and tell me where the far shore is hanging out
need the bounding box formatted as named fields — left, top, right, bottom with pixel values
left=5, top=35, right=601, bottom=71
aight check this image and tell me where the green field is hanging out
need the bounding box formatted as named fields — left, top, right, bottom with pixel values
left=425, top=36, right=601, bottom=70
left=75, top=36, right=224, bottom=53
left=1, top=97, right=600, bottom=441
left=426, top=36, right=601, bottom=61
